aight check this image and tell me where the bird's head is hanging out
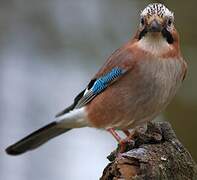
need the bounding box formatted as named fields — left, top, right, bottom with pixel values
left=135, top=3, right=180, bottom=56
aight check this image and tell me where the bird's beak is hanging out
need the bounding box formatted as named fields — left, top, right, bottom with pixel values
left=147, top=17, right=163, bottom=33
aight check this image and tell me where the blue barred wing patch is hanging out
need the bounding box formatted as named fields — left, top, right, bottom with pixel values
left=75, top=67, right=125, bottom=108
left=92, top=68, right=124, bottom=94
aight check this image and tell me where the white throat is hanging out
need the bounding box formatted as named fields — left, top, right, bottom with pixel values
left=137, top=33, right=171, bottom=56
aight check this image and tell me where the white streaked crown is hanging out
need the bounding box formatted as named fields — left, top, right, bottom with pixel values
left=141, top=3, right=174, bottom=20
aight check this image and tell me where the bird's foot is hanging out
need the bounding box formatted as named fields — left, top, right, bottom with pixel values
left=107, top=128, right=137, bottom=160
left=107, top=137, right=135, bottom=161
left=118, top=137, right=135, bottom=153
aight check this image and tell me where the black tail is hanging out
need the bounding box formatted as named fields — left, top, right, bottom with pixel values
left=6, top=122, right=71, bottom=155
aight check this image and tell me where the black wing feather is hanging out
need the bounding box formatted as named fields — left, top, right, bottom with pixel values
left=55, top=79, right=97, bottom=117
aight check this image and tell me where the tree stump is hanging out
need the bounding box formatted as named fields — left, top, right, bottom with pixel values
left=100, top=121, right=197, bottom=180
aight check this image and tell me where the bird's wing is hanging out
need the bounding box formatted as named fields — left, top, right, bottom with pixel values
left=55, top=67, right=127, bottom=117
left=56, top=42, right=134, bottom=117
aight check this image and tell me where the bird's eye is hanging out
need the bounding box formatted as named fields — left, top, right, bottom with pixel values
left=140, top=17, right=145, bottom=25
left=167, top=19, right=172, bottom=26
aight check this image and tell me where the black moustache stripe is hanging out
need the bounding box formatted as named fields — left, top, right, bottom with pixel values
left=162, top=28, right=174, bottom=44
left=138, top=27, right=174, bottom=44
left=138, top=28, right=148, bottom=40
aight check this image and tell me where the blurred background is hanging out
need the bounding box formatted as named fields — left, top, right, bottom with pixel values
left=1, top=0, right=196, bottom=179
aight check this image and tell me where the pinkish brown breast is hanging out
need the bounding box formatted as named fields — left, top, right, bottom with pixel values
left=86, top=56, right=186, bottom=130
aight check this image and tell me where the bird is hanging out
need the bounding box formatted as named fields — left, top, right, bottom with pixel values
left=6, top=3, right=187, bottom=155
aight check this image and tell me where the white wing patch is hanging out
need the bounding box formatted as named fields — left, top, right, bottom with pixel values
left=56, top=107, right=88, bottom=128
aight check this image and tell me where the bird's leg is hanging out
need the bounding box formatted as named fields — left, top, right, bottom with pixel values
left=118, top=129, right=135, bottom=152
left=123, top=129, right=136, bottom=139
left=123, top=130, right=131, bottom=137
left=107, top=128, right=134, bottom=153
left=119, top=124, right=148, bottom=152
left=107, top=128, right=122, bottom=142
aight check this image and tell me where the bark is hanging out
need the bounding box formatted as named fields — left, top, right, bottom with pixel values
left=100, top=121, right=197, bottom=180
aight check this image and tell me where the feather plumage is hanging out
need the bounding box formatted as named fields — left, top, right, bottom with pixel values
left=56, top=67, right=126, bottom=115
